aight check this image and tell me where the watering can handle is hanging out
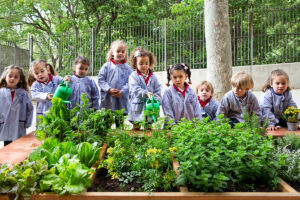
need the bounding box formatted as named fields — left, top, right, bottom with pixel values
left=64, top=80, right=69, bottom=92
left=150, top=94, right=154, bottom=107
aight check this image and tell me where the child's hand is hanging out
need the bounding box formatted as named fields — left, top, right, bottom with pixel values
left=47, top=93, right=53, bottom=100
left=113, top=90, right=123, bottom=98
left=147, top=92, right=153, bottom=99
left=109, top=88, right=119, bottom=95
left=268, top=126, right=277, bottom=131
left=64, top=76, right=70, bottom=83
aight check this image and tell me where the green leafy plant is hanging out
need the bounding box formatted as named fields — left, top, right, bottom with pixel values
left=171, top=116, right=285, bottom=192
left=39, top=156, right=93, bottom=195
left=0, top=159, right=52, bottom=200
left=101, top=130, right=176, bottom=191
left=77, top=142, right=101, bottom=168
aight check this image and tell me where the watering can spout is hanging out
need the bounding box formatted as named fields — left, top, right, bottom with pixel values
left=53, top=80, right=72, bottom=104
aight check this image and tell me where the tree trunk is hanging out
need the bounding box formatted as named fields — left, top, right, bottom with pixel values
left=204, top=0, right=232, bottom=101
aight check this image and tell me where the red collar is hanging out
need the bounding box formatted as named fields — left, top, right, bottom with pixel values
left=37, top=74, right=53, bottom=85
left=198, top=96, right=212, bottom=109
left=11, top=91, right=15, bottom=101
left=136, top=69, right=153, bottom=85
left=110, top=58, right=126, bottom=65
left=173, top=82, right=189, bottom=98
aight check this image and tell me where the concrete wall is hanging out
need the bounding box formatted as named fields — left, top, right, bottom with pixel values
left=153, top=62, right=300, bottom=92
left=91, top=62, right=300, bottom=93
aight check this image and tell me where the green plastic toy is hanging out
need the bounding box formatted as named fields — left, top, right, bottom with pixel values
left=53, top=80, right=72, bottom=104
left=145, top=94, right=160, bottom=122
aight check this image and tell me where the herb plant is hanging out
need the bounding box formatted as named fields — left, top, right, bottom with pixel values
left=171, top=116, right=285, bottom=192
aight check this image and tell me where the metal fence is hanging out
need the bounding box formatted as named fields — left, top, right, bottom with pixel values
left=1, top=6, right=299, bottom=76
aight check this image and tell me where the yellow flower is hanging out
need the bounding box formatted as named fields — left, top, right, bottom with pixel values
left=107, top=147, right=114, bottom=154
left=169, top=147, right=178, bottom=152
left=146, top=148, right=158, bottom=155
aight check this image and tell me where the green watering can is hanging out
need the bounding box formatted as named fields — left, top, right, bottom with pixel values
left=145, top=94, right=160, bottom=122
left=53, top=80, right=72, bottom=104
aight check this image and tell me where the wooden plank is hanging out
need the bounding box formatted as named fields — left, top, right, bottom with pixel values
left=265, top=127, right=300, bottom=137
left=29, top=192, right=300, bottom=200
left=0, top=132, right=42, bottom=165
left=0, top=195, right=9, bottom=200
left=279, top=178, right=298, bottom=193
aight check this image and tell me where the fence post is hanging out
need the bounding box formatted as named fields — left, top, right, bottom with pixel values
left=91, top=28, right=95, bottom=76
left=164, top=18, right=167, bottom=71
left=28, top=34, right=33, bottom=67
left=250, top=7, right=254, bottom=75
left=14, top=43, right=16, bottom=65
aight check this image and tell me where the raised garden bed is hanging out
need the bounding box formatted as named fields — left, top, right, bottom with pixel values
left=266, top=127, right=300, bottom=137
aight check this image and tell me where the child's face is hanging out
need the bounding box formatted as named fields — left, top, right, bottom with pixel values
left=198, top=85, right=212, bottom=101
left=6, top=69, right=20, bottom=89
left=33, top=64, right=50, bottom=82
left=74, top=63, right=89, bottom=77
left=137, top=56, right=150, bottom=74
left=271, top=75, right=288, bottom=94
left=232, top=86, right=248, bottom=98
left=171, top=70, right=188, bottom=89
left=112, top=45, right=126, bottom=63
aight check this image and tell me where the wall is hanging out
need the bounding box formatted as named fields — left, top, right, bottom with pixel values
left=91, top=62, right=300, bottom=93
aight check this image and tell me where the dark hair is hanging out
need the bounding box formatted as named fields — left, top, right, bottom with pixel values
left=0, top=65, right=29, bottom=92
left=262, top=69, right=290, bottom=92
left=74, top=56, right=90, bottom=66
left=129, top=47, right=156, bottom=70
left=28, top=60, right=56, bottom=86
left=166, top=63, right=192, bottom=86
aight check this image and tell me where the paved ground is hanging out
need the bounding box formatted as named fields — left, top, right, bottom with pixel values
left=1, top=89, right=300, bottom=149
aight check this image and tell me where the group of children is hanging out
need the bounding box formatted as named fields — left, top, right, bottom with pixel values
left=0, top=39, right=298, bottom=146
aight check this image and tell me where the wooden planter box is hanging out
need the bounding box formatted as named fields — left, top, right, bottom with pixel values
left=266, top=127, right=300, bottom=137
left=28, top=137, right=300, bottom=200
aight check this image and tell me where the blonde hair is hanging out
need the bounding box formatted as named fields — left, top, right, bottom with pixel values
left=28, top=60, right=56, bottom=86
left=129, top=47, right=156, bottom=70
left=262, top=69, right=290, bottom=92
left=106, top=40, right=127, bottom=62
left=231, top=71, right=254, bottom=89
left=0, top=65, right=29, bottom=92
left=195, top=81, right=214, bottom=96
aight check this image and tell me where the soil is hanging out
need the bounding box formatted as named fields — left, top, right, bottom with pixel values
left=285, top=180, right=300, bottom=192
left=88, top=168, right=179, bottom=192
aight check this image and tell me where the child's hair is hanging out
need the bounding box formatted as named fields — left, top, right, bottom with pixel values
left=74, top=56, right=90, bottom=66
left=129, top=47, right=156, bottom=70
left=195, top=81, right=214, bottom=96
left=231, top=71, right=254, bottom=89
left=0, top=65, right=29, bottom=92
left=166, top=63, right=192, bottom=86
left=106, top=40, right=127, bottom=62
left=262, top=69, right=290, bottom=92
left=28, top=60, right=56, bottom=86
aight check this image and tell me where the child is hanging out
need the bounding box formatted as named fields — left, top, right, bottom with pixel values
left=128, top=47, right=161, bottom=130
left=260, top=69, right=298, bottom=130
left=162, top=63, right=201, bottom=126
left=0, top=65, right=33, bottom=146
left=216, top=71, right=261, bottom=127
left=98, top=40, right=132, bottom=127
left=195, top=81, right=219, bottom=121
left=65, top=56, right=100, bottom=110
left=29, top=60, right=63, bottom=116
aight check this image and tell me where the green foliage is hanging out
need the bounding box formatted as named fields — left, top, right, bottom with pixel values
left=29, top=137, right=101, bottom=169
left=77, top=142, right=101, bottom=168
left=39, top=156, right=93, bottom=195
left=171, top=117, right=285, bottom=191
left=101, top=131, right=176, bottom=191
left=0, top=159, right=52, bottom=200
left=276, top=133, right=300, bottom=183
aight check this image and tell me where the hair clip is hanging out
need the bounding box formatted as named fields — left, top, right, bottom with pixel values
left=45, top=63, right=49, bottom=66
left=134, top=50, right=141, bottom=57
left=181, top=63, right=188, bottom=70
